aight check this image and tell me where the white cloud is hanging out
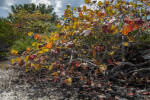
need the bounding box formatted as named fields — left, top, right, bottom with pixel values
left=6, top=0, right=14, bottom=6
left=31, top=0, right=51, bottom=6
left=0, top=7, right=9, bottom=10
left=0, top=0, right=86, bottom=18
left=54, top=0, right=84, bottom=17
left=54, top=1, right=62, bottom=17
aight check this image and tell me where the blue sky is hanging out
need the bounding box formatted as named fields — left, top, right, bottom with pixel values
left=1, top=0, right=146, bottom=18
left=0, top=0, right=86, bottom=18
left=0, top=0, right=106, bottom=18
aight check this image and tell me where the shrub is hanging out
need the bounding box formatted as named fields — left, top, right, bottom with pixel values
left=10, top=36, right=37, bottom=54
left=7, top=0, right=150, bottom=93
left=0, top=18, right=16, bottom=58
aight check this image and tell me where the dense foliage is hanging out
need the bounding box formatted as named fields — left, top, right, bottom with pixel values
left=8, top=4, right=58, bottom=53
left=0, top=18, right=16, bottom=58
left=8, top=4, right=58, bottom=35
left=1, top=1, right=150, bottom=98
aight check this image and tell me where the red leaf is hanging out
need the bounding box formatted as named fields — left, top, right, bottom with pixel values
left=143, top=92, right=149, bottom=95
left=107, top=59, right=113, bottom=64
left=102, top=23, right=111, bottom=33
left=128, top=92, right=134, bottom=96
left=61, top=71, right=66, bottom=76
left=124, top=18, right=133, bottom=24
left=134, top=18, right=144, bottom=26
left=19, top=60, right=25, bottom=67
left=95, top=46, right=102, bottom=52
left=128, top=24, right=133, bottom=32
left=75, top=61, right=79, bottom=67
left=54, top=78, right=57, bottom=83
left=29, top=55, right=36, bottom=60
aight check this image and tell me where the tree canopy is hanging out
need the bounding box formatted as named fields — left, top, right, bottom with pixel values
left=10, top=3, right=54, bottom=14
left=8, top=3, right=58, bottom=34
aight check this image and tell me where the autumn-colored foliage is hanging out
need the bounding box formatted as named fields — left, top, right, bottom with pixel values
left=3, top=0, right=150, bottom=94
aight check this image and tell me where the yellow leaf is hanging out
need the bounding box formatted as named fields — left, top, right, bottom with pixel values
left=98, top=1, right=103, bottom=6
left=122, top=58, right=125, bottom=62
left=31, top=63, right=34, bottom=67
left=130, top=2, right=135, bottom=8
left=65, top=78, right=72, bottom=86
left=45, top=66, right=49, bottom=68
left=122, top=1, right=125, bottom=5
left=5, top=64, right=9, bottom=70
left=110, top=25, right=118, bottom=34
left=10, top=49, right=18, bottom=55
left=49, top=63, right=53, bottom=71
left=24, top=55, right=29, bottom=62
left=99, top=64, right=107, bottom=71
left=100, top=18, right=103, bottom=21
left=42, top=48, right=49, bottom=53
left=78, top=54, right=81, bottom=57
left=1, top=63, right=4, bottom=70
left=51, top=72, right=58, bottom=76
left=85, top=0, right=90, bottom=4
left=11, top=59, right=15, bottom=64
left=109, top=51, right=115, bottom=55
left=73, top=7, right=76, bottom=11
left=32, top=42, right=37, bottom=47
left=57, top=24, right=61, bottom=28
left=38, top=51, right=44, bottom=54
left=123, top=42, right=129, bottom=46
left=83, top=50, right=86, bottom=54
left=36, top=43, right=43, bottom=50
left=25, top=68, right=29, bottom=72
left=16, top=57, right=22, bottom=64
left=28, top=32, right=33, bottom=36
left=93, top=51, right=96, bottom=58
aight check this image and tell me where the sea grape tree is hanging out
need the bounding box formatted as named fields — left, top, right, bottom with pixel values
left=5, top=0, right=150, bottom=89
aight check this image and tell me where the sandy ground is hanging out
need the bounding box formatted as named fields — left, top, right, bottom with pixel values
left=0, top=55, right=149, bottom=100
left=0, top=56, right=80, bottom=100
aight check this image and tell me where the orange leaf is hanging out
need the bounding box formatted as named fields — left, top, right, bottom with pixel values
left=38, top=36, right=42, bottom=40
left=105, top=1, right=109, bottom=4
left=122, top=24, right=133, bottom=35
left=45, top=43, right=52, bottom=49
left=122, top=29, right=128, bottom=35
left=83, top=6, right=86, bottom=11
left=55, top=34, right=59, bottom=38
left=97, top=11, right=102, bottom=17
left=62, top=39, right=65, bottom=43
left=26, top=48, right=30, bottom=51
left=133, top=24, right=139, bottom=29
left=147, top=3, right=150, bottom=6
left=79, top=12, right=83, bottom=17
left=34, top=34, right=39, bottom=39
left=142, top=26, right=145, bottom=31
